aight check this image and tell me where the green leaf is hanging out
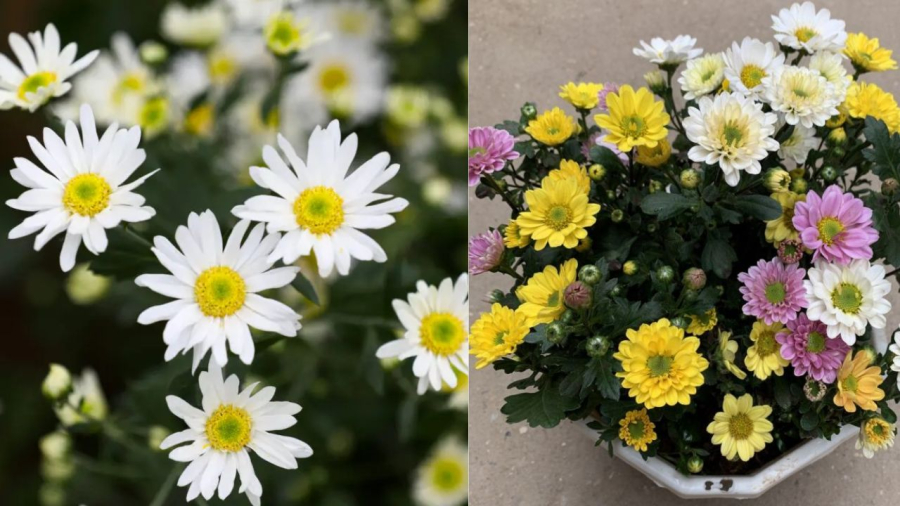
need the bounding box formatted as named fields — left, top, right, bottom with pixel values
left=89, top=227, right=158, bottom=279
left=773, top=376, right=792, bottom=410
left=291, top=273, right=320, bottom=305
left=496, top=120, right=522, bottom=135
left=867, top=194, right=900, bottom=266
left=591, top=358, right=621, bottom=400
left=730, top=195, right=782, bottom=221
left=501, top=386, right=581, bottom=428
left=701, top=237, right=737, bottom=279
left=800, top=411, right=819, bottom=432
left=863, top=117, right=900, bottom=180
left=589, top=145, right=627, bottom=173
left=640, top=192, right=693, bottom=221
left=559, top=365, right=587, bottom=398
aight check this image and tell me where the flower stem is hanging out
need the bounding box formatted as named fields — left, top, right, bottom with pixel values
left=149, top=465, right=182, bottom=506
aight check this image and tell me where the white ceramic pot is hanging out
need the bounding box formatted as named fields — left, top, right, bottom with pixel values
left=577, top=327, right=887, bottom=500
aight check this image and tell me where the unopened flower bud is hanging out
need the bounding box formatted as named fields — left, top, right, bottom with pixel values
left=610, top=209, right=624, bottom=223
left=148, top=425, right=171, bottom=451
left=648, top=180, right=663, bottom=194
left=39, top=431, right=71, bottom=461
left=680, top=169, right=700, bottom=189
left=521, top=102, right=537, bottom=120
left=564, top=281, right=592, bottom=310
left=546, top=321, right=567, bottom=344
left=820, top=166, right=838, bottom=182
left=883, top=178, right=899, bottom=196
left=657, top=266, right=675, bottom=283
left=578, top=265, right=603, bottom=286
left=644, top=70, right=666, bottom=94
left=586, top=335, right=611, bottom=358
left=828, top=127, right=847, bottom=146
left=139, top=40, right=168, bottom=64
left=670, top=316, right=690, bottom=330
left=576, top=236, right=592, bottom=253
left=777, top=239, right=803, bottom=264
left=588, top=164, right=606, bottom=181
left=803, top=378, right=827, bottom=402
left=623, top=260, right=638, bottom=276
left=682, top=268, right=706, bottom=290
left=790, top=177, right=808, bottom=193
left=763, top=168, right=791, bottom=192
left=609, top=285, right=622, bottom=297
left=687, top=456, right=704, bottom=474
left=860, top=345, right=878, bottom=364
left=42, top=364, right=72, bottom=401
left=488, top=289, right=506, bottom=303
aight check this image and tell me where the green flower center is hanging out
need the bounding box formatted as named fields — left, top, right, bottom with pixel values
left=842, top=374, right=859, bottom=393
left=831, top=282, right=863, bottom=314
left=429, top=457, right=464, bottom=492
left=728, top=413, right=754, bottom=440
left=740, top=64, right=766, bottom=89
left=17, top=71, right=57, bottom=100
left=817, top=217, right=844, bottom=245
left=546, top=291, right=561, bottom=308
left=293, top=186, right=345, bottom=235
left=468, top=147, right=487, bottom=158
left=621, top=115, right=647, bottom=138
left=806, top=331, right=827, bottom=353
left=493, top=331, right=508, bottom=346
left=722, top=122, right=745, bottom=147
left=795, top=27, right=818, bottom=43
left=765, top=282, right=786, bottom=304
left=544, top=205, right=572, bottom=231
left=792, top=87, right=810, bottom=98
left=420, top=312, right=466, bottom=356
left=205, top=405, right=252, bottom=452
left=647, top=355, right=673, bottom=377
left=628, top=420, right=646, bottom=441
left=756, top=332, right=778, bottom=357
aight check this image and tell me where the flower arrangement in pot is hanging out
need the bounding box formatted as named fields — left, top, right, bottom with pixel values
left=468, top=0, right=900, bottom=487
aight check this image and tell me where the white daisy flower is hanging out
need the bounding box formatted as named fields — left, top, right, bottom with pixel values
left=804, top=259, right=891, bottom=345
left=683, top=92, right=779, bottom=187
left=771, top=1, right=846, bottom=54
left=226, top=0, right=297, bottom=29
left=161, top=2, right=229, bottom=48
left=763, top=65, right=841, bottom=128
left=889, top=331, right=900, bottom=384
left=808, top=51, right=851, bottom=102
left=160, top=363, right=312, bottom=505
left=54, top=368, right=108, bottom=427
left=723, top=37, right=785, bottom=100
left=307, top=0, right=387, bottom=45
left=376, top=275, right=469, bottom=395
left=231, top=120, right=408, bottom=277
left=6, top=104, right=157, bottom=271
left=135, top=210, right=302, bottom=370
left=633, top=35, right=702, bottom=68
left=412, top=437, right=469, bottom=506
left=283, top=39, right=387, bottom=125
left=776, top=119, right=817, bottom=164
left=0, top=23, right=98, bottom=111
left=678, top=52, right=725, bottom=100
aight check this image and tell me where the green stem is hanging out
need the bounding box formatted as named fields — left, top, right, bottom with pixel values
left=150, top=465, right=182, bottom=506
left=496, top=264, right=524, bottom=281
left=481, top=175, right=522, bottom=212
left=73, top=454, right=142, bottom=479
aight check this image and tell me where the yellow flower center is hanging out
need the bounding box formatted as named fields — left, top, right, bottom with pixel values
left=429, top=457, right=465, bottom=492
left=806, top=331, right=826, bottom=353
left=112, top=72, right=146, bottom=105
left=647, top=355, right=673, bottom=377
left=831, top=282, right=863, bottom=314
left=63, top=174, right=112, bottom=217
left=756, top=331, right=778, bottom=357
left=817, top=217, right=844, bottom=245
left=628, top=420, right=646, bottom=440
left=17, top=71, right=57, bottom=100
left=319, top=64, right=351, bottom=94
left=194, top=267, right=247, bottom=318
left=184, top=103, right=215, bottom=136
left=620, top=115, right=647, bottom=138
left=140, top=97, right=170, bottom=132
left=293, top=186, right=345, bottom=235
left=795, top=27, right=818, bottom=43
left=728, top=413, right=754, bottom=440
left=337, top=11, right=368, bottom=35
left=739, top=64, right=766, bottom=89
left=265, top=12, right=308, bottom=55
left=865, top=419, right=892, bottom=444
left=765, top=282, right=786, bottom=304
left=419, top=312, right=466, bottom=356
left=205, top=404, right=252, bottom=452
left=208, top=53, right=238, bottom=84
left=544, top=205, right=572, bottom=231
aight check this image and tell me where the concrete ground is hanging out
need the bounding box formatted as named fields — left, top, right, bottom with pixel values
left=468, top=1, right=900, bottom=504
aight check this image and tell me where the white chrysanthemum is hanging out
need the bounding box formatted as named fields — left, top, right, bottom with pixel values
left=225, top=0, right=296, bottom=29
left=683, top=92, right=779, bottom=186
left=376, top=275, right=469, bottom=394
left=804, top=260, right=891, bottom=345
left=763, top=66, right=841, bottom=128
left=161, top=2, right=229, bottom=47
left=307, top=0, right=386, bottom=44
left=412, top=437, right=468, bottom=506
left=232, top=121, right=408, bottom=277
left=776, top=119, right=817, bottom=164
left=54, top=368, right=108, bottom=426
left=0, top=24, right=98, bottom=111
left=808, top=51, right=850, bottom=102
left=771, top=1, right=846, bottom=53
left=723, top=37, right=785, bottom=100
left=633, top=35, right=702, bottom=67
left=283, top=39, right=387, bottom=125
left=160, top=363, right=312, bottom=505
left=678, top=52, right=725, bottom=100
left=136, top=210, right=302, bottom=370
left=6, top=104, right=157, bottom=271
left=890, top=331, right=900, bottom=387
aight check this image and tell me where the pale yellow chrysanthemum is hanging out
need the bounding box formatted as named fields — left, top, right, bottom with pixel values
left=845, top=81, right=900, bottom=133
left=517, top=259, right=578, bottom=325
left=516, top=178, right=600, bottom=251
left=678, top=52, right=725, bottom=100
left=543, top=159, right=591, bottom=194
left=834, top=351, right=885, bottom=413
left=619, top=409, right=657, bottom=452
left=525, top=107, right=577, bottom=146
left=470, top=304, right=531, bottom=369
left=595, top=85, right=670, bottom=152
left=707, top=394, right=773, bottom=462
left=744, top=321, right=788, bottom=380
left=687, top=309, right=717, bottom=336
left=718, top=330, right=747, bottom=380
left=844, top=33, right=898, bottom=73
left=503, top=219, right=530, bottom=249
left=558, top=81, right=604, bottom=110
left=614, top=318, right=709, bottom=409
left=635, top=138, right=672, bottom=167
left=765, top=191, right=806, bottom=244
left=857, top=417, right=895, bottom=458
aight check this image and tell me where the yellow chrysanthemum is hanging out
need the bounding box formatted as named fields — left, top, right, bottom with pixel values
left=558, top=81, right=604, bottom=110
left=686, top=309, right=717, bottom=336
left=543, top=159, right=591, bottom=194
left=718, top=330, right=747, bottom=380
left=834, top=351, right=885, bottom=413
left=516, top=178, right=600, bottom=251
left=707, top=394, right=773, bottom=462
left=517, top=259, right=578, bottom=325
left=845, top=81, right=900, bottom=133
left=765, top=191, right=805, bottom=244
left=525, top=107, right=577, bottom=146
left=844, top=33, right=898, bottom=73
left=634, top=138, right=672, bottom=167
left=470, top=304, right=531, bottom=369
left=744, top=321, right=788, bottom=380
left=594, top=85, right=670, bottom=152
left=619, top=409, right=657, bottom=452
left=503, top=219, right=530, bottom=248
left=614, top=318, right=709, bottom=409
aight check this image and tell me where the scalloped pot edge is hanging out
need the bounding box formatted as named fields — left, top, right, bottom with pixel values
left=576, top=327, right=887, bottom=500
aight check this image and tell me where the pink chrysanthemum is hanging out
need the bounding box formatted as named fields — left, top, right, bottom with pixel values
left=468, top=229, right=504, bottom=275
left=582, top=131, right=630, bottom=161
left=776, top=313, right=850, bottom=383
left=596, top=83, right=620, bottom=111
left=468, top=126, right=519, bottom=186
left=792, top=185, right=879, bottom=264
left=738, top=258, right=807, bottom=324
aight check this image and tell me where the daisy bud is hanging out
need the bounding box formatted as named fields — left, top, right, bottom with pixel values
left=803, top=378, right=827, bottom=402
left=564, top=281, right=592, bottom=310
left=644, top=70, right=666, bottom=95
left=682, top=268, right=706, bottom=291
left=883, top=178, right=899, bottom=196
left=606, top=190, right=616, bottom=200
left=560, top=309, right=576, bottom=324
left=789, top=167, right=806, bottom=180
left=670, top=316, right=690, bottom=330
left=588, top=164, right=606, bottom=181
left=763, top=168, right=792, bottom=192
left=546, top=322, right=567, bottom=344
left=680, top=169, right=700, bottom=189
left=138, top=40, right=168, bottom=64
left=687, top=456, right=704, bottom=474
left=66, top=264, right=111, bottom=305
left=790, top=177, right=808, bottom=193
left=586, top=335, right=611, bottom=358
left=777, top=239, right=804, bottom=264
left=821, top=165, right=838, bottom=182
left=657, top=266, right=675, bottom=283
left=609, top=285, right=622, bottom=297
left=831, top=146, right=845, bottom=158
left=828, top=127, right=848, bottom=146
left=623, top=261, right=638, bottom=276
left=611, top=209, right=625, bottom=223
left=42, top=364, right=72, bottom=401
left=647, top=223, right=658, bottom=233
left=468, top=229, right=505, bottom=275
left=39, top=431, right=72, bottom=461
left=488, top=289, right=506, bottom=304
left=860, top=345, right=879, bottom=365
left=148, top=425, right=171, bottom=451
left=648, top=180, right=664, bottom=194
left=521, top=102, right=537, bottom=120
left=578, top=265, right=603, bottom=286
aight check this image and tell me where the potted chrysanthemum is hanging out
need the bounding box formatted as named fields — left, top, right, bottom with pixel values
left=469, top=1, right=900, bottom=499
